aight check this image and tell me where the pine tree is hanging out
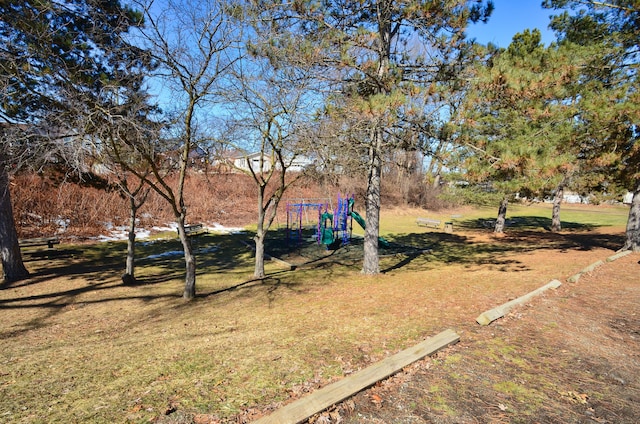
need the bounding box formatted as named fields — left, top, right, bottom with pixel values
left=544, top=0, right=640, bottom=249
left=249, top=0, right=493, bottom=273
left=0, top=0, right=149, bottom=283
left=458, top=30, right=585, bottom=232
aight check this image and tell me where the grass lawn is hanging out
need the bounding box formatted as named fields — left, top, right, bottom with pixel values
left=0, top=202, right=632, bottom=423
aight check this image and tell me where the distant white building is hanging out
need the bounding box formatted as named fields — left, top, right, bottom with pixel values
left=563, top=192, right=585, bottom=204
left=229, top=152, right=312, bottom=173
left=287, top=156, right=314, bottom=172
left=232, top=152, right=272, bottom=173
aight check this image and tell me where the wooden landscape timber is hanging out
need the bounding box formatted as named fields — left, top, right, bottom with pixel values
left=476, top=279, right=562, bottom=326
left=606, top=250, right=632, bottom=262
left=253, top=329, right=460, bottom=424
left=568, top=250, right=632, bottom=282
left=264, top=253, right=295, bottom=270
left=567, top=260, right=604, bottom=283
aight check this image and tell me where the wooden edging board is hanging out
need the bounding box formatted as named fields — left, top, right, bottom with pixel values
left=606, top=250, right=632, bottom=262
left=253, top=329, right=460, bottom=424
left=476, top=279, right=562, bottom=326
left=567, top=260, right=604, bottom=283
left=567, top=250, right=632, bottom=282
left=567, top=250, right=632, bottom=283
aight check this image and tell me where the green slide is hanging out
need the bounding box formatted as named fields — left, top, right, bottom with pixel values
left=349, top=210, right=389, bottom=248
left=349, top=210, right=366, bottom=230
left=320, top=211, right=335, bottom=245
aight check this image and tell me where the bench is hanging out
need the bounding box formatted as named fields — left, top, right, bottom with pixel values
left=182, top=223, right=207, bottom=236
left=19, top=236, right=60, bottom=249
left=416, top=218, right=441, bottom=228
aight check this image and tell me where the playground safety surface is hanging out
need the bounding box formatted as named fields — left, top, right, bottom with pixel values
left=264, top=229, right=426, bottom=268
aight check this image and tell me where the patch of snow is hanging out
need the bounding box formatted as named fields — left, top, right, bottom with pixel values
left=198, top=245, right=220, bottom=254
left=55, top=218, right=70, bottom=233
left=206, top=223, right=245, bottom=234
left=152, top=222, right=178, bottom=233
left=141, top=244, right=220, bottom=261
left=136, top=229, right=152, bottom=239
left=95, top=227, right=151, bottom=242
left=94, top=221, right=244, bottom=242
left=143, top=250, right=183, bottom=260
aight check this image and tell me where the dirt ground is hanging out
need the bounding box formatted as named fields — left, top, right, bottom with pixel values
left=307, top=240, right=640, bottom=423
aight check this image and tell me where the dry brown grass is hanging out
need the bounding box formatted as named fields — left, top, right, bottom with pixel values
left=2, top=199, right=638, bottom=423
left=340, top=251, right=640, bottom=424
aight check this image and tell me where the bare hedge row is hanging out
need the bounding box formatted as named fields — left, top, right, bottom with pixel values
left=11, top=171, right=445, bottom=240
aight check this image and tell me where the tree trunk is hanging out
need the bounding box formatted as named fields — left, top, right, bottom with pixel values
left=494, top=197, right=508, bottom=233
left=254, top=184, right=267, bottom=278
left=123, top=196, right=138, bottom=284
left=622, top=182, right=640, bottom=252
left=551, top=183, right=564, bottom=233
left=363, top=127, right=382, bottom=275
left=252, top=164, right=290, bottom=278
left=176, top=216, right=196, bottom=299
left=0, top=164, right=29, bottom=285
left=432, top=172, right=441, bottom=190
left=254, top=232, right=266, bottom=278
left=120, top=179, right=149, bottom=285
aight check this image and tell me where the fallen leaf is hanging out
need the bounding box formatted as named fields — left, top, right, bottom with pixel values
left=370, top=393, right=383, bottom=407
left=560, top=391, right=588, bottom=404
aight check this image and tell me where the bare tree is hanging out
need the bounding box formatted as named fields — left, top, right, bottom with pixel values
left=222, top=44, right=315, bottom=278
left=129, top=0, right=239, bottom=299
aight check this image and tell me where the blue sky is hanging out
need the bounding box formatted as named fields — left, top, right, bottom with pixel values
left=467, top=0, right=557, bottom=47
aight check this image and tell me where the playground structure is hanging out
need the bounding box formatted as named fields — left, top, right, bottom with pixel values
left=318, top=194, right=356, bottom=247
left=287, top=194, right=387, bottom=248
left=285, top=195, right=354, bottom=247
left=286, top=198, right=332, bottom=244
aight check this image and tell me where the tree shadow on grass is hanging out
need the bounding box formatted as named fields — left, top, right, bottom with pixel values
left=9, top=231, right=257, bottom=289
left=456, top=216, right=598, bottom=232
left=258, top=230, right=531, bottom=274
left=194, top=272, right=307, bottom=309
left=0, top=232, right=260, bottom=325
left=500, top=230, right=625, bottom=251
left=382, top=231, right=531, bottom=272
left=21, top=247, right=83, bottom=262
left=2, top=221, right=625, bottom=335
left=0, top=274, right=183, bottom=339
left=378, top=220, right=624, bottom=273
